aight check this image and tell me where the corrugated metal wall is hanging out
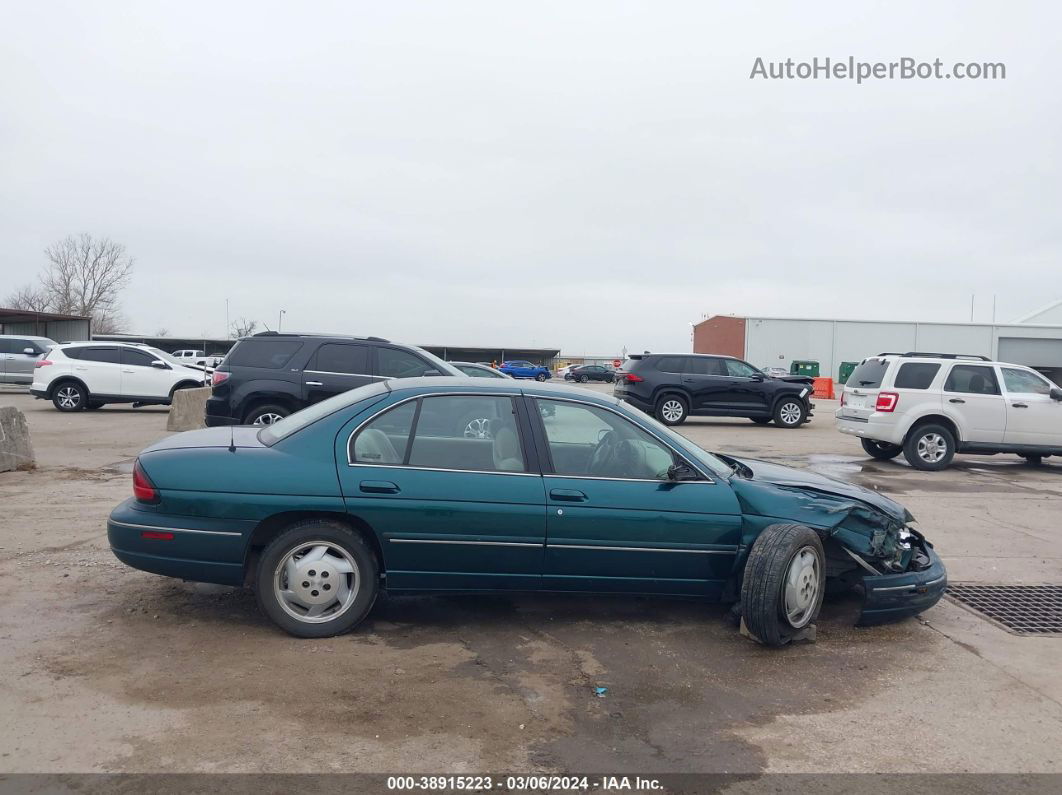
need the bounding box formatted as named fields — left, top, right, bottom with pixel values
left=0, top=318, right=91, bottom=341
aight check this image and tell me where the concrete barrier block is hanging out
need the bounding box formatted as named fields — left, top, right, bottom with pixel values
left=0, top=406, right=35, bottom=472
left=166, top=387, right=211, bottom=432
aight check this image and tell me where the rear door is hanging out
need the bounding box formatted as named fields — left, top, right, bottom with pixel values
left=72, top=346, right=123, bottom=395
left=303, top=342, right=375, bottom=405
left=942, top=364, right=1006, bottom=443
left=999, top=367, right=1062, bottom=447
left=4, top=338, right=45, bottom=383
left=532, top=397, right=743, bottom=596
left=120, top=347, right=174, bottom=398
left=681, top=356, right=730, bottom=411
left=337, top=393, right=546, bottom=590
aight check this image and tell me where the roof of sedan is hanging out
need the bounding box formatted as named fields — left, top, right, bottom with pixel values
left=387, top=376, right=623, bottom=404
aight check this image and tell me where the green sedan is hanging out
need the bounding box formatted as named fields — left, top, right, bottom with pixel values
left=108, top=379, right=946, bottom=646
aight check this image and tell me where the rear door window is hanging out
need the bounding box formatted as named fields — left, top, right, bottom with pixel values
left=311, top=343, right=370, bottom=375
left=893, top=362, right=941, bottom=390
left=687, top=357, right=726, bottom=376
left=226, top=339, right=303, bottom=369
left=944, top=365, right=1001, bottom=395
left=79, top=347, right=121, bottom=364
left=848, top=358, right=889, bottom=388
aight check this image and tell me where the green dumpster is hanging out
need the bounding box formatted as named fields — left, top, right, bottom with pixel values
left=790, top=360, right=820, bottom=378
left=838, top=361, right=858, bottom=385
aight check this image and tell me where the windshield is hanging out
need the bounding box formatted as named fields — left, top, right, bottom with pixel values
left=258, top=381, right=390, bottom=445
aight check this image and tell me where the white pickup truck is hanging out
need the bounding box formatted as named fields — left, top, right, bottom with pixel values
left=171, top=349, right=224, bottom=368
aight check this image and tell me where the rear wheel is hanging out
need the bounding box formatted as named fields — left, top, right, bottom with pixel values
left=52, top=382, right=87, bottom=412
left=903, top=423, right=955, bottom=471
left=773, top=397, right=806, bottom=428
left=741, top=523, right=825, bottom=647
left=578, top=374, right=589, bottom=383
left=1020, top=454, right=1044, bottom=466
left=255, top=519, right=379, bottom=638
left=861, top=438, right=902, bottom=460
left=245, top=404, right=290, bottom=425
left=654, top=395, right=688, bottom=426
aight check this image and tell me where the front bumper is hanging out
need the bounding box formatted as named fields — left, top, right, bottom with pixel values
left=858, top=546, right=947, bottom=625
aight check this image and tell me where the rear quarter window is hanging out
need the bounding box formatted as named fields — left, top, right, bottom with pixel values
left=847, top=358, right=890, bottom=388
left=225, top=339, right=303, bottom=369
left=893, top=362, right=941, bottom=389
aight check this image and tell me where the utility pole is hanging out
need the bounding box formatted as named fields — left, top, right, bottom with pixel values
left=278, top=309, right=286, bottom=332
left=225, top=298, right=230, bottom=338
left=970, top=294, right=975, bottom=322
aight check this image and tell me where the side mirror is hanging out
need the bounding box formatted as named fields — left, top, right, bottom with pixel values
left=1051, top=387, right=1062, bottom=401
left=151, top=360, right=169, bottom=369
left=23, top=347, right=36, bottom=355
left=423, top=368, right=443, bottom=377
left=751, top=373, right=764, bottom=381
left=667, top=462, right=700, bottom=482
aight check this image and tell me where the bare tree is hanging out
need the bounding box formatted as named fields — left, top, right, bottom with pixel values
left=5, top=284, right=53, bottom=312
left=40, top=233, right=134, bottom=331
left=231, top=318, right=259, bottom=338
left=154, top=327, right=170, bottom=337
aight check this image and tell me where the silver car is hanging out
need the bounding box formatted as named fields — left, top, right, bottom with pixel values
left=0, top=335, right=57, bottom=385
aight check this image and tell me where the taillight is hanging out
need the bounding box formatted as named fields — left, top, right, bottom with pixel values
left=624, top=373, right=644, bottom=383
left=35, top=359, right=53, bottom=368
left=875, top=392, right=899, bottom=412
left=133, top=459, right=160, bottom=503
left=840, top=391, right=846, bottom=406
left=211, top=370, right=230, bottom=386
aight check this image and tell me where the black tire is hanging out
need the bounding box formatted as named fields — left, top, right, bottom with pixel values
left=1021, top=454, right=1044, bottom=466
left=578, top=374, right=589, bottom=383
left=244, top=404, right=291, bottom=426
left=903, top=423, right=956, bottom=471
left=654, top=394, right=688, bottom=426
left=750, top=417, right=772, bottom=425
left=741, top=523, right=825, bottom=647
left=255, top=519, right=379, bottom=638
left=52, top=381, right=87, bottom=412
left=605, top=373, right=614, bottom=383
left=773, top=397, right=807, bottom=428
left=861, top=438, right=902, bottom=460
left=85, top=402, right=104, bottom=411
left=535, top=372, right=547, bottom=382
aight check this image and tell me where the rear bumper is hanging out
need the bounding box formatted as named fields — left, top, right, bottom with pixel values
left=615, top=390, right=653, bottom=412
left=836, top=411, right=904, bottom=445
left=858, top=546, right=947, bottom=625
left=107, top=497, right=251, bottom=587
left=205, top=396, right=239, bottom=426
left=30, top=387, right=48, bottom=399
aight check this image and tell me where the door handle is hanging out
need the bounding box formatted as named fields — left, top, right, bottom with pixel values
left=1012, top=403, right=1029, bottom=408
left=948, top=398, right=965, bottom=404
left=360, top=480, right=400, bottom=494
left=122, top=369, right=136, bottom=374
left=305, top=381, right=323, bottom=386
left=549, top=489, right=587, bottom=502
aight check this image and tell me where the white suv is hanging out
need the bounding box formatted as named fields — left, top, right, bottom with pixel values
left=30, top=342, right=207, bottom=412
left=836, top=352, right=1062, bottom=470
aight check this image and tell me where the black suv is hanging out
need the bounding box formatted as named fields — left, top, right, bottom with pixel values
left=614, top=353, right=814, bottom=427
left=205, top=332, right=463, bottom=426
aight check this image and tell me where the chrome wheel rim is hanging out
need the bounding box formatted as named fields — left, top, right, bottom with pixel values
left=463, top=417, right=492, bottom=439
left=273, top=541, right=360, bottom=623
left=57, top=387, right=80, bottom=409
left=661, top=400, right=684, bottom=422
left=779, top=402, right=802, bottom=425
left=917, top=432, right=948, bottom=463
left=253, top=412, right=285, bottom=425
left=783, top=546, right=820, bottom=628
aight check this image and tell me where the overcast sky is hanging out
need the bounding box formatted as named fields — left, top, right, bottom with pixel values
left=2, top=1, right=1059, bottom=353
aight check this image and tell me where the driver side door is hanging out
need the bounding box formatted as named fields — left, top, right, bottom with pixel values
left=530, top=397, right=743, bottom=596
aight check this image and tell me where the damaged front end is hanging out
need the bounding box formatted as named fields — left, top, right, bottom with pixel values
left=727, top=460, right=948, bottom=626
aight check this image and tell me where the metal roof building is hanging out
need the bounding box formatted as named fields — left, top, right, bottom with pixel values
left=0, top=308, right=92, bottom=342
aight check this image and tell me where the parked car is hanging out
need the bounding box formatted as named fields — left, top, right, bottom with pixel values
left=205, top=332, right=463, bottom=426
left=498, top=360, right=552, bottom=381
left=449, top=361, right=512, bottom=379
left=836, top=352, right=1062, bottom=470
left=108, top=378, right=945, bottom=646
left=761, top=366, right=790, bottom=378
left=29, top=342, right=206, bottom=411
left=614, top=353, right=814, bottom=427
left=566, top=364, right=615, bottom=383
left=0, top=335, right=57, bottom=385
left=172, top=349, right=223, bottom=368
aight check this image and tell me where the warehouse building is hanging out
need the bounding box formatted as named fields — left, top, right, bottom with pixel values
left=0, top=308, right=92, bottom=342
left=693, top=314, right=1062, bottom=385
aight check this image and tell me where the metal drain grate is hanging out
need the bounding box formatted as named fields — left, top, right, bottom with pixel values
left=946, top=584, right=1062, bottom=635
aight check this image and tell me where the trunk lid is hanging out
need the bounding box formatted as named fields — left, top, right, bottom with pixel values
left=143, top=426, right=264, bottom=453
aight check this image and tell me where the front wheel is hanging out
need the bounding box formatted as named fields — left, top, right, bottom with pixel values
left=52, top=382, right=87, bottom=412
left=861, top=438, right=902, bottom=460
left=741, top=523, right=825, bottom=647
left=773, top=398, right=807, bottom=428
left=255, top=519, right=379, bottom=638
left=578, top=374, right=589, bottom=383
left=654, top=395, right=688, bottom=426
left=245, top=404, right=290, bottom=425
left=903, top=424, right=956, bottom=471
left=535, top=373, right=547, bottom=382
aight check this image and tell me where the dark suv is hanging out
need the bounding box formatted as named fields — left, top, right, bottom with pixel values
left=205, top=333, right=463, bottom=426
left=614, top=353, right=814, bottom=427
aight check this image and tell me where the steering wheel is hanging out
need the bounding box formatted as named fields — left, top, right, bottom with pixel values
left=587, top=430, right=619, bottom=476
